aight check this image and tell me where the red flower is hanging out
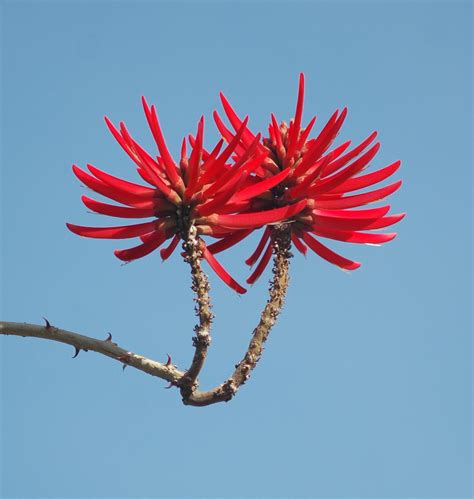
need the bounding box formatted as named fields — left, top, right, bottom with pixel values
left=212, top=73, right=404, bottom=283
left=67, top=98, right=306, bottom=293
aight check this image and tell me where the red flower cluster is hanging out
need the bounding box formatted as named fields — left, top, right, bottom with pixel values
left=211, top=74, right=404, bottom=283
left=68, top=75, right=403, bottom=292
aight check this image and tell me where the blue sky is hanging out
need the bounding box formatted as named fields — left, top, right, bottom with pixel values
left=1, top=1, right=472, bottom=498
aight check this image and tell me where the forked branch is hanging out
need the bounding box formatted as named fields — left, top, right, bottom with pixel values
left=1, top=225, right=292, bottom=407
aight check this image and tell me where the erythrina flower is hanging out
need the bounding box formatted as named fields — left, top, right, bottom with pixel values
left=67, top=98, right=306, bottom=293
left=211, top=73, right=405, bottom=283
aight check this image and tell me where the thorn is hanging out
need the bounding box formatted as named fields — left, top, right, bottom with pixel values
left=165, top=354, right=172, bottom=367
left=104, top=332, right=112, bottom=342
left=42, top=317, right=51, bottom=329
left=117, top=352, right=132, bottom=371
left=72, top=346, right=81, bottom=359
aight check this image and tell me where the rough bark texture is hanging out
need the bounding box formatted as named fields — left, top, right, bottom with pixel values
left=0, top=321, right=184, bottom=382
left=1, top=225, right=292, bottom=408
left=178, top=225, right=213, bottom=399
left=182, top=224, right=292, bottom=406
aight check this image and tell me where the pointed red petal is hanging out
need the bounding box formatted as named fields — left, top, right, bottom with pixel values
left=81, top=196, right=157, bottom=218
left=160, top=234, right=181, bottom=260
left=87, top=164, right=156, bottom=197
left=219, top=93, right=256, bottom=146
left=245, top=228, right=271, bottom=266
left=314, top=180, right=402, bottom=209
left=322, top=131, right=378, bottom=177
left=301, top=232, right=361, bottom=270
left=206, top=229, right=253, bottom=254
left=309, top=142, right=381, bottom=195
left=247, top=240, right=273, bottom=284
left=312, top=227, right=398, bottom=244
left=231, top=168, right=291, bottom=203
left=286, top=73, right=305, bottom=159
left=66, top=220, right=159, bottom=239
left=291, top=233, right=308, bottom=256
left=214, top=199, right=306, bottom=229
left=330, top=160, right=401, bottom=194
left=73, top=165, right=153, bottom=207
left=201, top=242, right=247, bottom=294
left=114, top=230, right=168, bottom=261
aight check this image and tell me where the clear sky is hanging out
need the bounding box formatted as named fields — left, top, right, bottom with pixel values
left=1, top=1, right=472, bottom=498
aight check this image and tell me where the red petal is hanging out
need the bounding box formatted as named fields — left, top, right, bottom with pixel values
left=312, top=227, right=398, bottom=244
left=114, top=230, right=168, bottom=261
left=286, top=73, right=305, bottom=158
left=81, top=196, right=157, bottom=218
left=214, top=199, right=306, bottom=229
left=66, top=220, right=160, bottom=239
left=160, top=234, right=181, bottom=260
left=201, top=242, right=247, bottom=294
left=314, top=180, right=402, bottom=209
left=301, top=232, right=360, bottom=270
left=313, top=212, right=404, bottom=232
left=219, top=93, right=257, bottom=147
left=201, top=115, right=249, bottom=184
left=206, top=229, right=253, bottom=254
left=142, top=98, right=182, bottom=189
left=291, top=232, right=308, bottom=256
left=245, top=228, right=271, bottom=266
left=73, top=165, right=154, bottom=207
left=246, top=240, right=273, bottom=284
left=322, top=131, right=378, bottom=177
left=231, top=168, right=290, bottom=203
left=313, top=205, right=391, bottom=220
left=330, top=160, right=401, bottom=194
left=184, top=117, right=204, bottom=200
left=87, top=164, right=156, bottom=197
left=309, top=142, right=381, bottom=195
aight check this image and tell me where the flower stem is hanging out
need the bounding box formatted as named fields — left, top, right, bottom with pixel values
left=178, top=224, right=214, bottom=399
left=182, top=224, right=292, bottom=406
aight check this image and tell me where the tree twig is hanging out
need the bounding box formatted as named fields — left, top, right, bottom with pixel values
left=178, top=224, right=213, bottom=398
left=182, top=224, right=292, bottom=407
left=1, top=225, right=292, bottom=407
left=0, top=321, right=184, bottom=382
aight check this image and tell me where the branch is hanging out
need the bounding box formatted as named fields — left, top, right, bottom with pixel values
left=1, top=225, right=292, bottom=408
left=182, top=224, right=292, bottom=407
left=0, top=321, right=184, bottom=383
left=178, top=224, right=213, bottom=397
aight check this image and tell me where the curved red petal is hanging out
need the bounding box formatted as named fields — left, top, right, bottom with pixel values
left=201, top=242, right=247, bottom=294
left=301, top=232, right=361, bottom=270
left=215, top=199, right=306, bottom=230
left=66, top=220, right=159, bottom=239
left=246, top=240, right=273, bottom=284
left=114, top=231, right=168, bottom=261
left=246, top=227, right=271, bottom=266
left=314, top=180, right=402, bottom=209
left=81, top=196, right=156, bottom=218
left=312, top=227, right=398, bottom=244
left=330, top=160, right=401, bottom=194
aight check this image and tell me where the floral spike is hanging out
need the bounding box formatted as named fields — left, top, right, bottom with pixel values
left=214, top=74, right=403, bottom=282
left=69, top=98, right=278, bottom=292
